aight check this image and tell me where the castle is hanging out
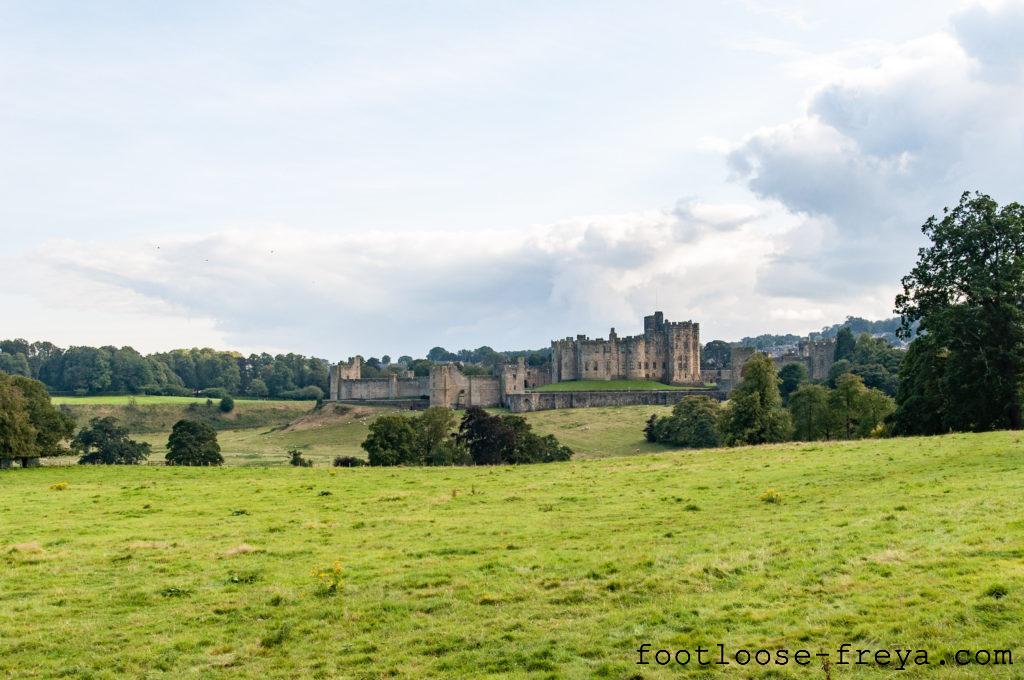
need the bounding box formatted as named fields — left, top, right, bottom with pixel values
left=329, top=311, right=706, bottom=412
left=550, top=311, right=701, bottom=385
left=327, top=311, right=838, bottom=412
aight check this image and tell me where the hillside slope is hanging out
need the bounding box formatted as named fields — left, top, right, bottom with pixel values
left=3, top=431, right=1022, bottom=678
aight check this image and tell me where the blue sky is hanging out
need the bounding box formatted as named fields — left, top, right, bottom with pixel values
left=3, top=0, right=1022, bottom=359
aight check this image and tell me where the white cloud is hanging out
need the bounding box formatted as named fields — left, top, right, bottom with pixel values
left=727, top=3, right=1024, bottom=301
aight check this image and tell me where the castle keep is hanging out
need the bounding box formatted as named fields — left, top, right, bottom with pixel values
left=550, top=311, right=701, bottom=385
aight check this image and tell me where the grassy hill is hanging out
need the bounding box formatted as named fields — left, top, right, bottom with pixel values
left=3, top=431, right=1022, bottom=678
left=53, top=398, right=674, bottom=465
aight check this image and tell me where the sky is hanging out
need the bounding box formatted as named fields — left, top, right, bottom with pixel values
left=3, top=0, right=1023, bottom=360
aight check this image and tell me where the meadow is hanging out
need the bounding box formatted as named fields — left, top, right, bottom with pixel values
left=3, top=431, right=1022, bottom=678
left=52, top=398, right=675, bottom=466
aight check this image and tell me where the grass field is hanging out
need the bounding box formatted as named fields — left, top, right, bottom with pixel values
left=49, top=395, right=296, bottom=405
left=531, top=380, right=712, bottom=392
left=51, top=399, right=674, bottom=466
left=3, top=431, right=1022, bottom=678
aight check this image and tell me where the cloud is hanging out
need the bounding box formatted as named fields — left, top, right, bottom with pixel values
left=727, top=3, right=1024, bottom=300
left=13, top=202, right=787, bottom=357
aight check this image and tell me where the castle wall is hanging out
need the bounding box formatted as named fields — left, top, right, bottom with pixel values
left=505, top=389, right=723, bottom=413
left=337, top=374, right=429, bottom=400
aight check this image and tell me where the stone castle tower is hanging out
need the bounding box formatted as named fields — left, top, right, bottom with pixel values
left=549, top=311, right=701, bottom=386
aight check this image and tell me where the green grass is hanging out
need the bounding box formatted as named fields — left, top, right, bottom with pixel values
left=50, top=395, right=285, bottom=405
left=4, top=431, right=1023, bottom=678
left=531, top=379, right=712, bottom=392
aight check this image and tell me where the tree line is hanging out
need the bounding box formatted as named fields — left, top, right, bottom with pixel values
left=0, top=342, right=331, bottom=400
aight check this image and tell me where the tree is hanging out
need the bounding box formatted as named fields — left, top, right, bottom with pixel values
left=166, top=420, right=222, bottom=466
left=219, top=396, right=234, bottom=413
left=0, top=376, right=37, bottom=462
left=73, top=417, right=151, bottom=464
left=414, top=407, right=457, bottom=458
left=777, top=363, right=808, bottom=403
left=717, top=353, right=792, bottom=446
left=834, top=327, right=856, bottom=362
left=888, top=334, right=948, bottom=436
left=362, top=414, right=418, bottom=466
left=8, top=375, right=75, bottom=456
left=895, top=192, right=1024, bottom=431
left=644, top=414, right=658, bottom=442
left=650, top=396, right=721, bottom=448
left=0, top=352, right=31, bottom=377
left=701, top=340, right=732, bottom=370
left=788, top=384, right=834, bottom=441
left=828, top=373, right=895, bottom=439
left=427, top=347, right=457, bottom=362
left=456, top=406, right=571, bottom=465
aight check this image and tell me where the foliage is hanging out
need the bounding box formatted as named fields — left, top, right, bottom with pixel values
left=219, top=396, right=235, bottom=413
left=895, top=192, right=1024, bottom=431
left=717, top=354, right=792, bottom=446
left=311, top=561, right=343, bottom=595
left=166, top=420, right=223, bottom=466
left=788, top=384, right=834, bottom=441
left=413, top=407, right=458, bottom=459
left=287, top=449, right=313, bottom=467
left=788, top=375, right=895, bottom=441
left=457, top=407, right=572, bottom=464
left=888, top=334, right=949, bottom=436
left=777, top=362, right=807, bottom=403
left=833, top=327, right=856, bottom=362
left=648, top=396, right=721, bottom=448
left=7, top=375, right=75, bottom=456
left=700, top=340, right=732, bottom=369
left=361, top=414, right=419, bottom=466
left=332, top=455, right=366, bottom=467
left=643, top=414, right=658, bottom=443
left=0, top=375, right=37, bottom=460
left=73, top=417, right=151, bottom=465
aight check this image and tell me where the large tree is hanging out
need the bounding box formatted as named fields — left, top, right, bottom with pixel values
left=0, top=376, right=37, bottom=461
left=895, top=192, right=1024, bottom=431
left=8, top=375, right=75, bottom=456
left=73, top=416, right=151, bottom=465
left=166, top=420, right=223, bottom=466
left=717, top=353, right=792, bottom=446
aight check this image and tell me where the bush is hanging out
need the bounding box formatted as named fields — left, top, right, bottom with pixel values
left=219, top=396, right=235, bottom=413
left=332, top=455, right=366, bottom=467
left=424, top=437, right=473, bottom=466
left=287, top=449, right=313, bottom=467
left=280, top=386, right=324, bottom=401
left=200, top=387, right=229, bottom=400
left=648, top=396, right=721, bottom=448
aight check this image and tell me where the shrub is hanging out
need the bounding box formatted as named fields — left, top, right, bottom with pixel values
left=649, top=396, right=721, bottom=448
left=280, top=386, right=324, bottom=401
left=199, top=388, right=229, bottom=400
left=287, top=449, right=313, bottom=467
left=333, top=455, right=366, bottom=467
left=311, top=561, right=343, bottom=595
left=218, top=396, right=235, bottom=413
left=759, top=489, right=783, bottom=504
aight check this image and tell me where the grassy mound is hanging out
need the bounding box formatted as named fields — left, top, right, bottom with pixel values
left=3, top=431, right=1022, bottom=677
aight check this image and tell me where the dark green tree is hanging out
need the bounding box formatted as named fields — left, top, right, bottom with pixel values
left=166, top=420, right=222, bottom=466
left=701, top=340, right=732, bottom=369
left=834, top=327, right=856, bottom=362
left=361, top=414, right=418, bottom=466
left=8, top=375, right=75, bottom=457
left=888, top=334, right=949, bottom=435
left=0, top=376, right=37, bottom=462
left=650, top=396, right=721, bottom=448
left=717, top=353, right=792, bottom=446
left=895, top=192, right=1024, bottom=431
left=219, top=396, right=235, bottom=413
left=788, top=384, right=834, bottom=441
left=777, top=363, right=808, bottom=403
left=73, top=417, right=151, bottom=464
